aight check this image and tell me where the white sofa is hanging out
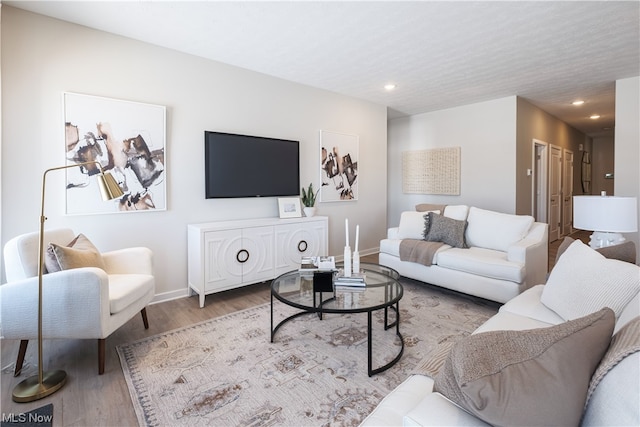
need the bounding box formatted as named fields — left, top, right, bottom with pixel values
left=362, top=238, right=640, bottom=426
left=379, top=205, right=548, bottom=303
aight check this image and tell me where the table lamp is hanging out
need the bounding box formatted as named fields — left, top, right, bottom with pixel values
left=12, top=161, right=123, bottom=403
left=573, top=194, right=638, bottom=249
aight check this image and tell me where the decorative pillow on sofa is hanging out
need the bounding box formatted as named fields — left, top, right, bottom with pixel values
left=424, top=212, right=468, bottom=248
left=415, top=203, right=446, bottom=214
left=433, top=308, right=615, bottom=427
left=541, top=239, right=640, bottom=320
left=44, top=233, right=106, bottom=273
left=397, top=211, right=439, bottom=240
left=556, top=236, right=637, bottom=265
left=465, top=207, right=534, bottom=252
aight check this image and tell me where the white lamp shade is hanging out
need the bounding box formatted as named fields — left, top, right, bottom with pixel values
left=573, top=196, right=638, bottom=232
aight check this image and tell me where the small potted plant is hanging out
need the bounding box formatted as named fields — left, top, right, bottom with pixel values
left=301, top=183, right=319, bottom=217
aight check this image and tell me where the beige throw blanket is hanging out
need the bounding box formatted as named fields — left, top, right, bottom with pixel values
left=399, top=239, right=445, bottom=266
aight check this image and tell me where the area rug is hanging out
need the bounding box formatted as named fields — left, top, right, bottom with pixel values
left=117, top=279, right=497, bottom=426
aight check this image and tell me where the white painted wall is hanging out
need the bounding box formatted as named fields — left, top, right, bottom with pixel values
left=614, top=76, right=640, bottom=262
left=0, top=7, right=388, bottom=300
left=387, top=96, right=517, bottom=227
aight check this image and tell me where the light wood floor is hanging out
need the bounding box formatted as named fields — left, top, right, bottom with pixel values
left=0, top=234, right=589, bottom=425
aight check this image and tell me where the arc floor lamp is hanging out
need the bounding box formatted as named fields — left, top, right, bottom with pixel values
left=12, top=161, right=123, bottom=403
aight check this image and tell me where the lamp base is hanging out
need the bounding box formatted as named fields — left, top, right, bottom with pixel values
left=589, top=232, right=626, bottom=249
left=12, top=370, right=67, bottom=403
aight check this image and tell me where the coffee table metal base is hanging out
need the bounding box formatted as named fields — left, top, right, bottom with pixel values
left=270, top=293, right=404, bottom=377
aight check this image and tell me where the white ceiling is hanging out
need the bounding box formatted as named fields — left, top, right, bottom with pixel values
left=6, top=1, right=640, bottom=137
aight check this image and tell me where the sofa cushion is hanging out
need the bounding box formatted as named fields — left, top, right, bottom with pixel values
left=465, top=207, right=534, bottom=252
left=433, top=308, right=614, bottom=427
left=498, top=285, right=565, bottom=325
left=436, top=247, right=524, bottom=282
left=45, top=233, right=106, bottom=273
left=442, top=205, right=469, bottom=221
left=397, top=211, right=439, bottom=240
left=541, top=239, right=640, bottom=320
left=424, top=212, right=468, bottom=248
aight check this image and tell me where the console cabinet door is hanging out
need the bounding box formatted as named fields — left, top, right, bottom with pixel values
left=240, top=226, right=275, bottom=284
left=274, top=220, right=328, bottom=276
left=204, top=229, right=243, bottom=292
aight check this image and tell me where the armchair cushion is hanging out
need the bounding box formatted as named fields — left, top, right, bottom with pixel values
left=45, top=233, right=106, bottom=273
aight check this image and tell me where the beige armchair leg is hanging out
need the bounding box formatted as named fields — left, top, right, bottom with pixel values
left=14, top=340, right=29, bottom=377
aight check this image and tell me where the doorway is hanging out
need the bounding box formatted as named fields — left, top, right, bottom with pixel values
left=562, top=149, right=574, bottom=236
left=532, top=140, right=548, bottom=224
left=532, top=140, right=570, bottom=243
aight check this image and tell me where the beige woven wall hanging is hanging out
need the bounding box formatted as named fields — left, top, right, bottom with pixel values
left=402, top=147, right=461, bottom=195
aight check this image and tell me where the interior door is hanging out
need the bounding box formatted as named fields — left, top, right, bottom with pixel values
left=548, top=145, right=562, bottom=242
left=533, top=141, right=548, bottom=223
left=562, top=149, right=574, bottom=236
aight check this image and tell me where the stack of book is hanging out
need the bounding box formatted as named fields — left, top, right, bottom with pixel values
left=334, top=272, right=366, bottom=289
left=299, top=256, right=336, bottom=272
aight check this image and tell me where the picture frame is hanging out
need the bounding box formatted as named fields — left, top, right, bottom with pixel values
left=278, top=197, right=302, bottom=218
left=63, top=92, right=166, bottom=215
left=319, top=130, right=359, bottom=202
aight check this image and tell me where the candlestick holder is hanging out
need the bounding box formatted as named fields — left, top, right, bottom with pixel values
left=343, top=246, right=352, bottom=277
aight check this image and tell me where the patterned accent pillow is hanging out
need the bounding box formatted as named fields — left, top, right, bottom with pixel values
left=424, top=212, right=468, bottom=248
left=434, top=308, right=614, bottom=427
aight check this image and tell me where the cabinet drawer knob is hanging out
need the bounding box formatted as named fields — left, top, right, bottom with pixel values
left=297, top=240, right=308, bottom=252
left=236, top=249, right=249, bottom=263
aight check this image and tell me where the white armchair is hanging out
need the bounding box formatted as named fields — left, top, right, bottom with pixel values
left=1, top=228, right=155, bottom=375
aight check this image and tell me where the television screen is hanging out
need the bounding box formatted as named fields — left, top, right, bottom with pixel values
left=204, top=131, right=300, bottom=199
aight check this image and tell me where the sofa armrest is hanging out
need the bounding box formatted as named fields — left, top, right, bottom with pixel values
left=404, top=393, right=491, bottom=426
left=387, top=227, right=400, bottom=239
left=507, top=222, right=548, bottom=288
left=102, top=247, right=153, bottom=275
left=0, top=267, right=110, bottom=339
left=360, top=375, right=435, bottom=426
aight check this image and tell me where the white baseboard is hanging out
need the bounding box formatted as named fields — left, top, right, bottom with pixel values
left=150, top=288, right=190, bottom=305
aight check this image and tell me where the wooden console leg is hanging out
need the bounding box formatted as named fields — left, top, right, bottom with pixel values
left=98, top=339, right=105, bottom=375
left=14, top=340, right=28, bottom=377
left=141, top=308, right=149, bottom=329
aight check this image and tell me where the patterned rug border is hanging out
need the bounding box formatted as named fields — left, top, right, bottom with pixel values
left=116, top=303, right=272, bottom=426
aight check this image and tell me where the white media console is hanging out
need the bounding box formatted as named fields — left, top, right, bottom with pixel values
left=188, top=216, right=328, bottom=307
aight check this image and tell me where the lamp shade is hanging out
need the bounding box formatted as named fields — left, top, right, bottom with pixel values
left=97, top=172, right=124, bottom=201
left=573, top=196, right=638, bottom=232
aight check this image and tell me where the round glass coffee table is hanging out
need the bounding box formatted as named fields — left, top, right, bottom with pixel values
left=270, top=264, right=403, bottom=376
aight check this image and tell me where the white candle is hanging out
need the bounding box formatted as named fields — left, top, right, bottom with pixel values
left=355, top=225, right=359, bottom=252
left=345, top=218, right=350, bottom=247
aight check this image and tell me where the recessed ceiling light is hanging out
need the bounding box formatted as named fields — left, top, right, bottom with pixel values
left=571, top=100, right=585, bottom=106
left=590, top=114, right=601, bottom=119
left=384, top=84, right=397, bottom=91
